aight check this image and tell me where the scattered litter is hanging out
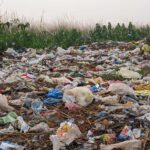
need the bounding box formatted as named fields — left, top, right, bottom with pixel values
left=0, top=41, right=150, bottom=149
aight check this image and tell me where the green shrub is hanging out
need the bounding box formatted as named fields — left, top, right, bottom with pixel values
left=0, top=21, right=150, bottom=52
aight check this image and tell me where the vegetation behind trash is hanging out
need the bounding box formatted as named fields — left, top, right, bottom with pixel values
left=0, top=19, right=150, bottom=51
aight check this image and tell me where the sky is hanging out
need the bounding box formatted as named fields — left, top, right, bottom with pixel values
left=1, top=0, right=150, bottom=25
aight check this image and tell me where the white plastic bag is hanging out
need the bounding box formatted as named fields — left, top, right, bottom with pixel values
left=56, top=47, right=67, bottom=56
left=118, top=68, right=141, bottom=79
left=108, top=83, right=135, bottom=96
left=28, top=54, right=45, bottom=65
left=63, top=87, right=94, bottom=106
left=100, top=140, right=142, bottom=150
left=17, top=116, right=30, bottom=133
left=50, top=120, right=81, bottom=150
left=5, top=48, right=18, bottom=57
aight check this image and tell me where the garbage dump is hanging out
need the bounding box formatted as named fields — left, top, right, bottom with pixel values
left=0, top=41, right=150, bottom=150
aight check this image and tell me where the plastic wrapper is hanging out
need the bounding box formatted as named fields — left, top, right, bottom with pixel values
left=50, top=120, right=81, bottom=150
left=118, top=126, right=134, bottom=141
left=96, top=133, right=116, bottom=144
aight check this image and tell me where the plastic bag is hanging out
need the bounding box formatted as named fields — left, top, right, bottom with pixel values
left=0, top=112, right=18, bottom=125
left=52, top=77, right=72, bottom=86
left=50, top=120, right=81, bottom=150
left=145, top=113, right=150, bottom=121
left=25, top=48, right=36, bottom=58
left=5, top=48, right=18, bottom=57
left=133, top=128, right=141, bottom=139
left=0, top=125, right=14, bottom=135
left=108, top=83, right=135, bottom=96
left=30, top=122, right=51, bottom=132
left=31, top=100, right=43, bottom=114
left=0, top=141, right=24, bottom=150
left=43, top=88, right=63, bottom=105
left=47, top=88, right=63, bottom=99
left=28, top=54, right=45, bottom=65
left=17, top=116, right=30, bottom=133
left=0, top=71, right=6, bottom=79
left=0, top=94, right=14, bottom=112
left=37, top=75, right=53, bottom=84
left=100, top=140, right=142, bottom=150
left=44, top=98, right=62, bottom=105
left=87, top=77, right=103, bottom=85
left=95, top=65, right=104, bottom=71
left=118, top=68, right=141, bottom=79
left=99, top=95, right=119, bottom=105
left=56, top=47, right=67, bottom=56
left=65, top=103, right=80, bottom=111
left=63, top=87, right=93, bottom=107
left=142, top=44, right=150, bottom=53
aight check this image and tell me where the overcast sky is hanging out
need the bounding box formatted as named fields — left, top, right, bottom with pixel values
left=1, top=0, right=150, bottom=25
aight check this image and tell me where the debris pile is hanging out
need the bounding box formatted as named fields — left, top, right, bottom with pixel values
left=0, top=41, right=150, bottom=150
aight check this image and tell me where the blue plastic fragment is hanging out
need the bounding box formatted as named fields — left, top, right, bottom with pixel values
left=95, top=111, right=108, bottom=118
left=79, top=45, right=88, bottom=50
left=89, top=86, right=99, bottom=92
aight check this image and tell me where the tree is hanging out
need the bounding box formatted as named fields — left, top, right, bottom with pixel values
left=108, top=22, right=112, bottom=39
left=102, top=25, right=108, bottom=40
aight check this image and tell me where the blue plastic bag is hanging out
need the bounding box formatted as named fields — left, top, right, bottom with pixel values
left=44, top=98, right=62, bottom=105
left=44, top=88, right=63, bottom=105
left=47, top=88, right=63, bottom=99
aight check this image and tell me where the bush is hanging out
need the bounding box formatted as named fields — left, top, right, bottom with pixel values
left=0, top=21, right=150, bottom=52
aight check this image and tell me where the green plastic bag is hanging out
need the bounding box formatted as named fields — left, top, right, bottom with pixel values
left=0, top=112, right=18, bottom=125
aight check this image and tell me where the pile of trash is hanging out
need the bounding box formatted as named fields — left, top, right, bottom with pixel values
left=0, top=41, right=150, bottom=150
